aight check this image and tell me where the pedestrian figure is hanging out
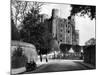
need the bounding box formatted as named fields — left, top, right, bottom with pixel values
left=46, top=57, right=48, bottom=62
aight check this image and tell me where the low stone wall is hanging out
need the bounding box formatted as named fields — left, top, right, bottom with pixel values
left=11, top=41, right=38, bottom=74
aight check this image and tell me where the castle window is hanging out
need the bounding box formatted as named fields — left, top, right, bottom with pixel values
left=60, top=39, right=62, bottom=42
left=68, top=30, right=70, bottom=33
left=66, top=24, right=68, bottom=27
left=60, top=24, right=63, bottom=27
left=66, top=29, right=70, bottom=33
left=68, top=22, right=70, bottom=24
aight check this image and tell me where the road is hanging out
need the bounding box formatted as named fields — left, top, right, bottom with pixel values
left=25, top=60, right=95, bottom=74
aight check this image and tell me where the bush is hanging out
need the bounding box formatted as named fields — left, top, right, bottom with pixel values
left=11, top=46, right=27, bottom=69
left=25, top=61, right=37, bottom=72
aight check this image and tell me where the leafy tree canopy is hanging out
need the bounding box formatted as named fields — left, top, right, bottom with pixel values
left=20, top=7, right=53, bottom=54
left=71, top=5, right=96, bottom=20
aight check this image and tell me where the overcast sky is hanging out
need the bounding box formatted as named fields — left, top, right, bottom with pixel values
left=40, top=3, right=96, bottom=45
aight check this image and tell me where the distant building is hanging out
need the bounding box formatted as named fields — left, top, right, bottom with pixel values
left=50, top=9, right=79, bottom=45
left=39, top=9, right=79, bottom=45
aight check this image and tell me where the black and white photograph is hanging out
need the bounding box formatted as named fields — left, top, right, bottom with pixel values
left=11, top=0, right=96, bottom=74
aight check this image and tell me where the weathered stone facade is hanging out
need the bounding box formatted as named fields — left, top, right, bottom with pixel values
left=51, top=9, right=79, bottom=45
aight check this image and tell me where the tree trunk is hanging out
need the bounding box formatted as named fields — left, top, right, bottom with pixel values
left=46, top=53, right=48, bottom=62
left=40, top=54, right=42, bottom=62
left=54, top=52, right=55, bottom=59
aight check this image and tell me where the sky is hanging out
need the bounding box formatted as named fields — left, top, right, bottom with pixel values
left=40, top=3, right=72, bottom=18
left=40, top=3, right=96, bottom=45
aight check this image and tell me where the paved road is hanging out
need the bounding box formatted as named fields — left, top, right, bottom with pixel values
left=25, top=60, right=95, bottom=73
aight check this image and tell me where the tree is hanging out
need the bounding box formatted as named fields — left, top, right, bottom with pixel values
left=60, top=44, right=72, bottom=53
left=11, top=18, right=20, bottom=40
left=11, top=0, right=45, bottom=42
left=20, top=6, right=53, bottom=56
left=71, top=5, right=96, bottom=20
left=72, top=45, right=81, bottom=52
left=85, top=38, right=96, bottom=46
left=11, top=0, right=44, bottom=30
left=60, top=44, right=72, bottom=58
left=12, top=46, right=27, bottom=68
left=11, top=0, right=28, bottom=29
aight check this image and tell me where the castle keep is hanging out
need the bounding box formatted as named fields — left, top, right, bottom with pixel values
left=51, top=9, right=79, bottom=45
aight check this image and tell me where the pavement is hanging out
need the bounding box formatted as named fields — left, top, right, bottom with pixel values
left=25, top=59, right=95, bottom=74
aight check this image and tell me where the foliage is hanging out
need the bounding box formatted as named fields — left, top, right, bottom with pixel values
left=11, top=19, right=20, bottom=40
left=20, top=7, right=53, bottom=54
left=72, top=45, right=81, bottom=52
left=50, top=39, right=60, bottom=52
left=11, top=46, right=27, bottom=68
left=60, top=44, right=72, bottom=53
left=12, top=46, right=23, bottom=56
left=85, top=38, right=96, bottom=46
left=11, top=0, right=44, bottom=30
left=71, top=5, right=96, bottom=20
left=11, top=0, right=28, bottom=29
left=26, top=62, right=37, bottom=71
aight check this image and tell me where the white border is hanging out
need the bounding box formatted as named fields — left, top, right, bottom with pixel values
left=0, top=0, right=99, bottom=75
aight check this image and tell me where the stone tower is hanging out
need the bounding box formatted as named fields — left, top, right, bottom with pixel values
left=51, top=9, right=78, bottom=45
left=75, top=30, right=79, bottom=45
left=51, top=9, right=59, bottom=38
